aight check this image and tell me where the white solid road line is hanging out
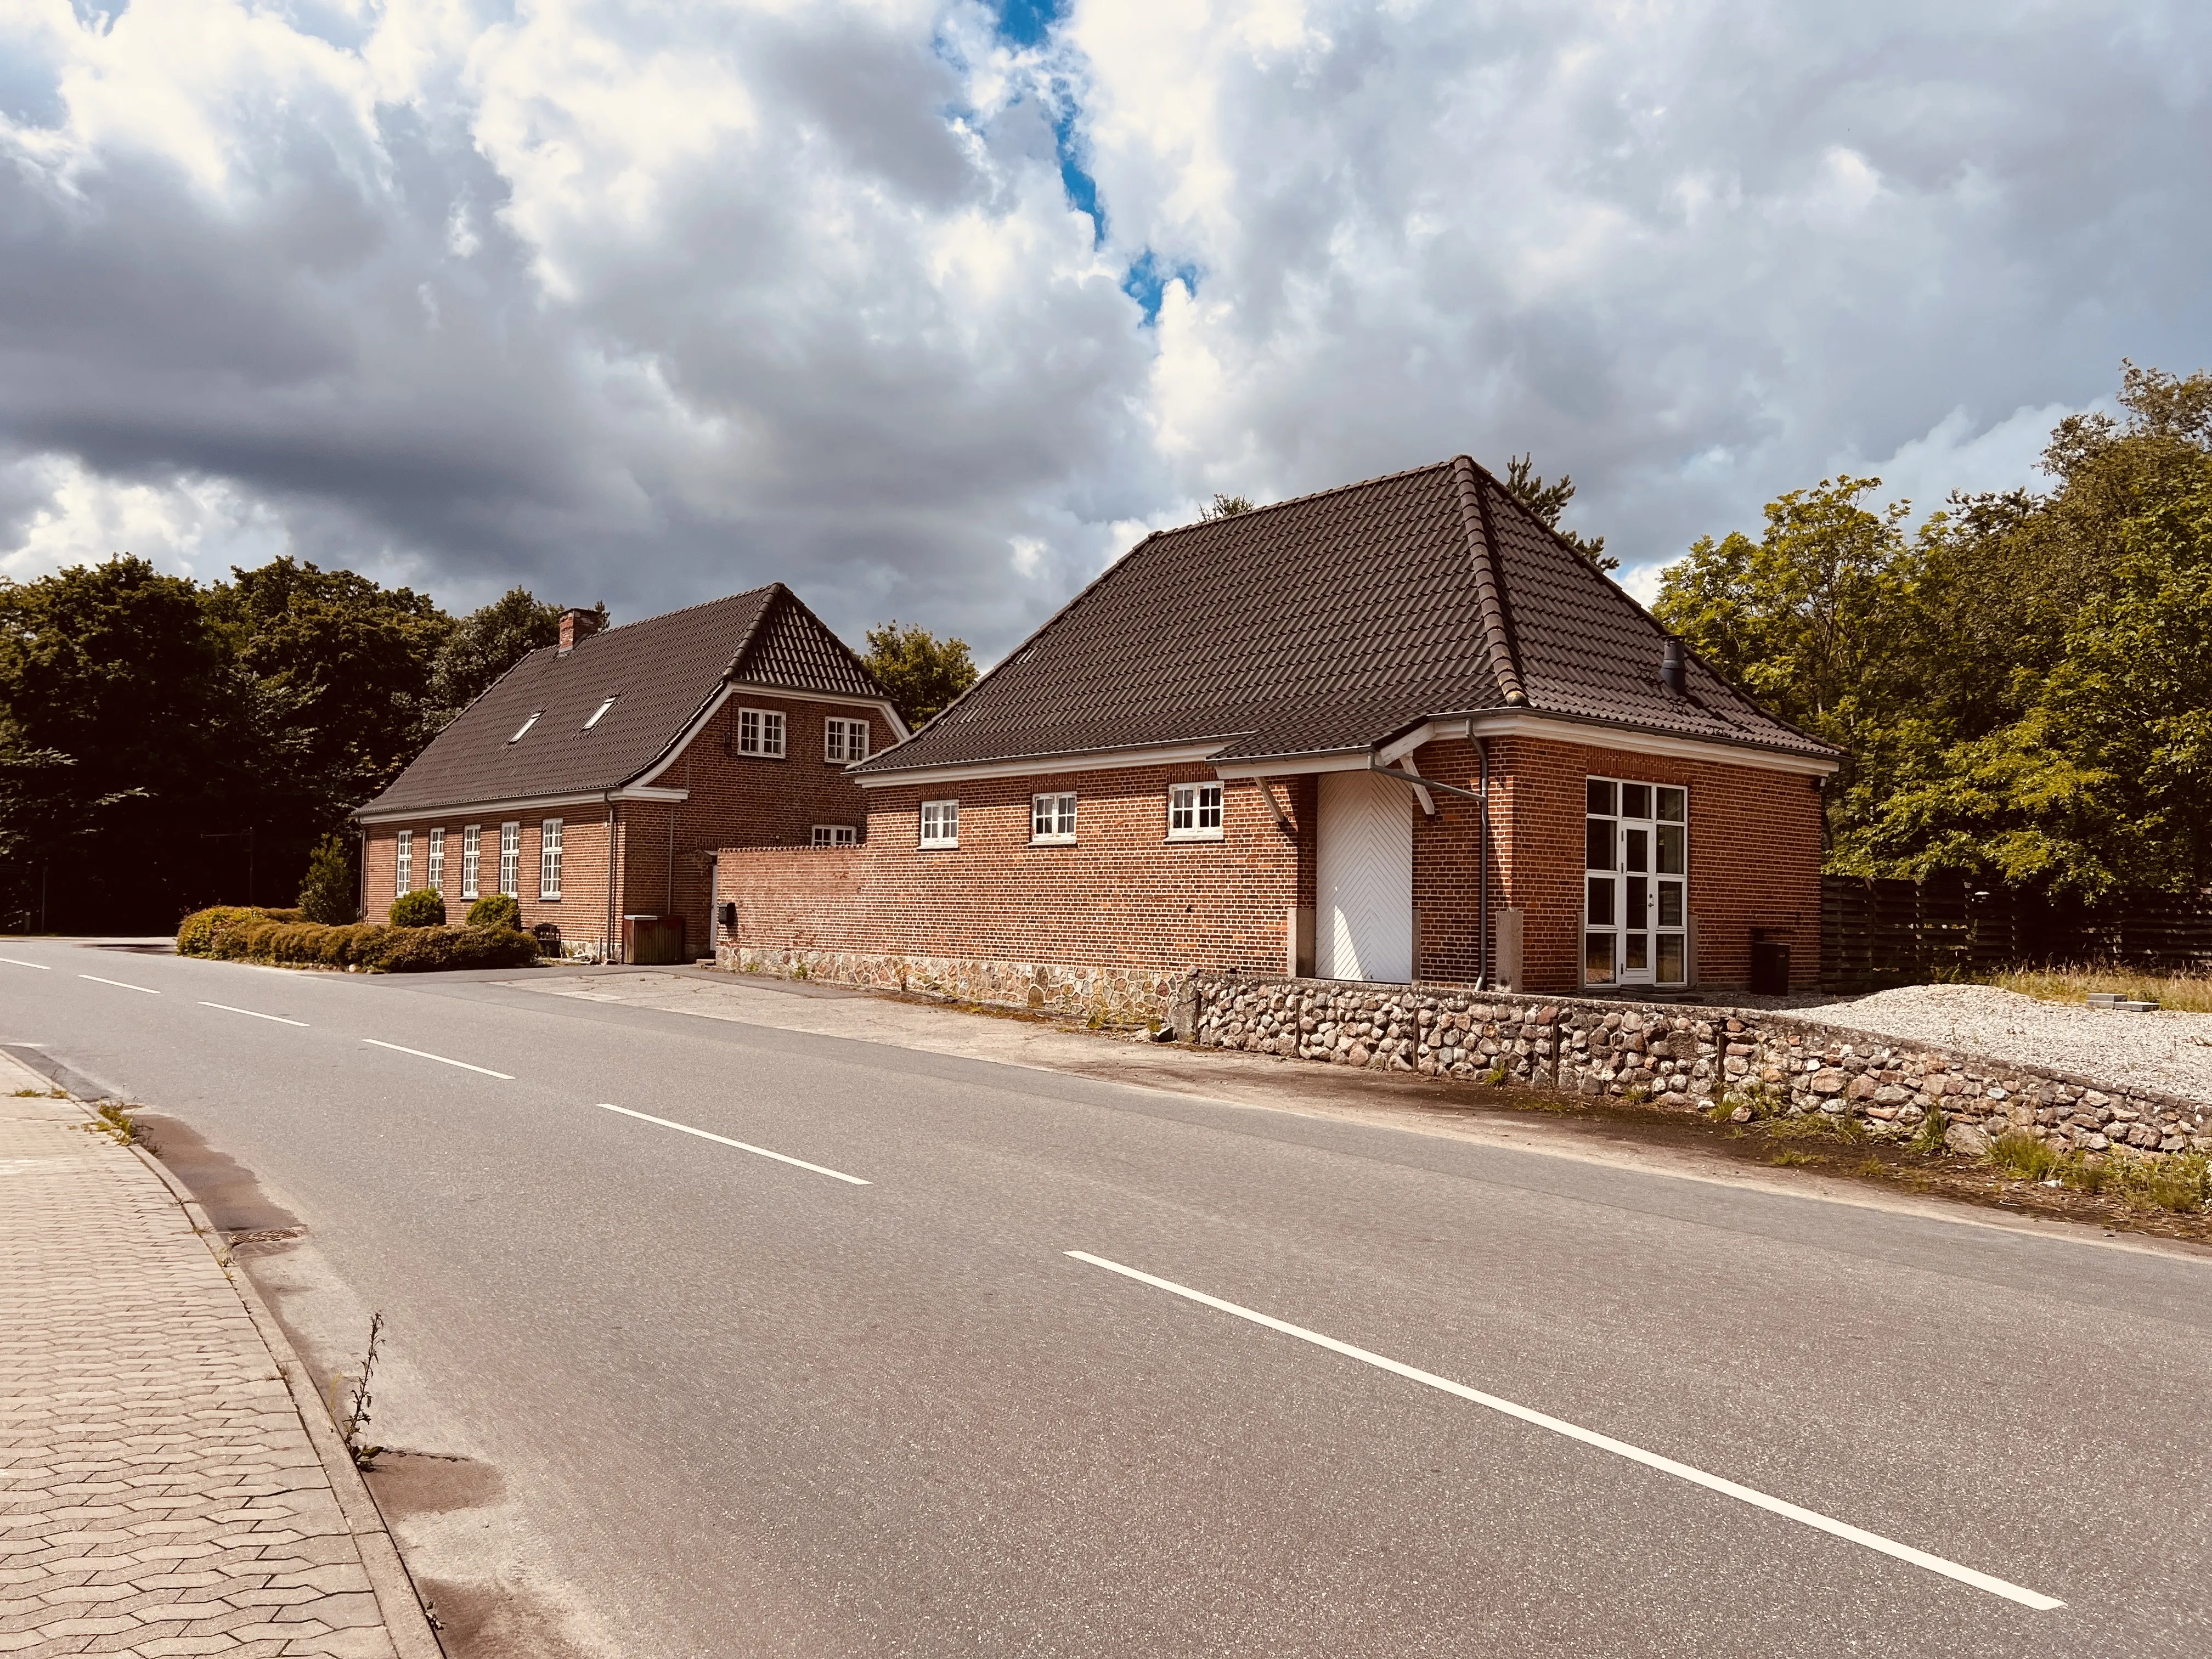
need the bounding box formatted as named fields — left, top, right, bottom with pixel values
left=200, top=1001, right=308, bottom=1028
left=1066, top=1250, right=2066, bottom=1613
left=0, top=957, right=52, bottom=969
left=360, top=1038, right=514, bottom=1080
left=80, top=973, right=159, bottom=995
left=597, top=1103, right=871, bottom=1186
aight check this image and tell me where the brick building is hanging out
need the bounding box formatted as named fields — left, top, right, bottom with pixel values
left=356, top=586, right=901, bottom=962
left=714, top=459, right=1838, bottom=1008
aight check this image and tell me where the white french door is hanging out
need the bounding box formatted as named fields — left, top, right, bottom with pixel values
left=1584, top=778, right=1688, bottom=988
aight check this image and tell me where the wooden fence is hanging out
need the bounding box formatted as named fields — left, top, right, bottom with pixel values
left=1820, top=875, right=2212, bottom=984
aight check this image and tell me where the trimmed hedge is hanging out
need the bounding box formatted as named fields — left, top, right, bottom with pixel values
left=390, top=889, right=448, bottom=928
left=175, top=906, right=537, bottom=973
left=466, top=894, right=521, bottom=930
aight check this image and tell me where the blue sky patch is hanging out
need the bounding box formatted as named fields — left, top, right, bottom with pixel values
left=994, top=0, right=1067, bottom=49
left=1121, top=251, right=1201, bottom=326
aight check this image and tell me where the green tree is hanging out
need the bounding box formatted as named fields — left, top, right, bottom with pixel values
left=1502, top=454, right=1616, bottom=572
left=426, top=590, right=605, bottom=732
left=1661, top=363, right=2212, bottom=901
left=863, top=620, right=978, bottom=728
left=297, top=832, right=358, bottom=924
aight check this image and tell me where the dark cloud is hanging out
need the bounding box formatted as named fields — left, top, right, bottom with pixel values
left=2, top=0, right=2207, bottom=645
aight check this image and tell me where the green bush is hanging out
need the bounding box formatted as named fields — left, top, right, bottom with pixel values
left=465, top=893, right=521, bottom=930
left=297, top=833, right=357, bottom=925
left=177, top=906, right=262, bottom=957
left=389, top=889, right=447, bottom=928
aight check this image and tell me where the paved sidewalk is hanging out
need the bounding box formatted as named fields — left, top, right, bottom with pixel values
left=0, top=1060, right=438, bottom=1657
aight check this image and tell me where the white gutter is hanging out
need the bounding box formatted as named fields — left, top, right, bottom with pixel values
left=853, top=741, right=1228, bottom=790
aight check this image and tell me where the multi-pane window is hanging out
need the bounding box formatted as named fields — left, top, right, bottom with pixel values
left=823, top=717, right=870, bottom=764
left=1584, top=778, right=1688, bottom=987
left=461, top=826, right=480, bottom=899
left=540, top=819, right=563, bottom=899
left=1168, top=782, right=1223, bottom=839
left=811, top=825, right=857, bottom=847
left=395, top=831, right=413, bottom=895
left=737, top=708, right=786, bottom=758
left=1031, top=792, right=1077, bottom=844
left=919, top=800, right=959, bottom=848
left=499, top=821, right=521, bottom=898
left=426, top=828, right=444, bottom=891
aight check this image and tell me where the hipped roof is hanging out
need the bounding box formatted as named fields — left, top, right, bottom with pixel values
left=854, top=457, right=1837, bottom=777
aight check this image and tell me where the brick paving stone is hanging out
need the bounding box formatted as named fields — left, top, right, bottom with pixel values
left=0, top=1094, right=404, bottom=1659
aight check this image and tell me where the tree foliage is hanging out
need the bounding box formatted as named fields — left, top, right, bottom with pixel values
left=0, top=558, right=593, bottom=931
left=1657, top=363, right=2212, bottom=901
left=863, top=620, right=978, bottom=728
left=297, top=833, right=358, bottom=924
left=1200, top=493, right=1256, bottom=520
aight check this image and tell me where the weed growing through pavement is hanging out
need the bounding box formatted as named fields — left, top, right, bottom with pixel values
left=13, top=1087, right=66, bottom=1098
left=80, top=1102, right=154, bottom=1153
left=332, top=1312, right=386, bottom=1470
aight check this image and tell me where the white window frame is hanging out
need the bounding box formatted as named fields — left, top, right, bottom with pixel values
left=919, top=800, right=960, bottom=849
left=584, top=696, right=617, bottom=730
left=540, top=819, right=563, bottom=899
left=823, top=716, right=870, bottom=765
left=509, top=711, right=540, bottom=743
left=811, top=824, right=857, bottom=847
left=461, top=826, right=480, bottom=900
left=1167, top=782, right=1224, bottom=840
left=394, top=830, right=413, bottom=895
left=737, top=707, right=786, bottom=758
left=426, top=828, right=444, bottom=891
left=1031, top=792, right=1077, bottom=845
left=499, top=821, right=521, bottom=898
left=1583, top=776, right=1689, bottom=989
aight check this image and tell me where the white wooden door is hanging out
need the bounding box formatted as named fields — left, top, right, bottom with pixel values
left=1316, top=771, right=1414, bottom=982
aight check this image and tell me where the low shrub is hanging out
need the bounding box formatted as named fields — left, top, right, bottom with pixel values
left=174, top=907, right=537, bottom=973
left=466, top=894, right=521, bottom=930
left=390, top=889, right=448, bottom=928
left=177, top=906, right=262, bottom=957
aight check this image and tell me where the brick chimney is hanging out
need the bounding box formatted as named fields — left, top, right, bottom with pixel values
left=558, top=608, right=601, bottom=654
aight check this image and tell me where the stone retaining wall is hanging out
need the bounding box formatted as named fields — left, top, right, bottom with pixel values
left=1180, top=974, right=2212, bottom=1159
left=718, top=944, right=1180, bottom=1026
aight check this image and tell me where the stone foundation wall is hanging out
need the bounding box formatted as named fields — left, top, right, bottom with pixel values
left=717, top=944, right=1180, bottom=1026
left=1181, top=974, right=2212, bottom=1158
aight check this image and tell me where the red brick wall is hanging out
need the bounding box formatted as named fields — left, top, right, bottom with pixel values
left=1456, top=734, right=1825, bottom=992
left=362, top=812, right=618, bottom=947
left=717, top=763, right=1310, bottom=973
left=361, top=692, right=891, bottom=960
left=711, top=740, right=1821, bottom=995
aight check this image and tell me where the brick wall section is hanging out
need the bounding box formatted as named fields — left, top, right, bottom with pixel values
left=713, top=737, right=1822, bottom=1003
left=1183, top=975, right=2212, bottom=1159
left=362, top=692, right=889, bottom=959
left=715, top=764, right=1313, bottom=1013
left=1404, top=733, right=1824, bottom=993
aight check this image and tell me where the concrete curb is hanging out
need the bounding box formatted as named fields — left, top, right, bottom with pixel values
left=111, top=1111, right=449, bottom=1659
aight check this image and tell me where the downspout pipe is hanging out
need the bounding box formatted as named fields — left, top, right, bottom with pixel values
left=605, top=795, right=618, bottom=964
left=1476, top=737, right=1492, bottom=989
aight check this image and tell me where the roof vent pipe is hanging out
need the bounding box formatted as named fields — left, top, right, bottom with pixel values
left=1660, top=637, right=1687, bottom=696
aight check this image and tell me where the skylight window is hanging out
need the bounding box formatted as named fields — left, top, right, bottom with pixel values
left=509, top=712, right=540, bottom=743
left=584, top=696, right=617, bottom=730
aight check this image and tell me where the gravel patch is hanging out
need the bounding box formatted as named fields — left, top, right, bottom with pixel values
left=1795, top=983, right=2212, bottom=1104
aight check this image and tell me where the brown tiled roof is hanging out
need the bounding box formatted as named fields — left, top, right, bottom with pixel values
left=855, top=459, right=1836, bottom=776
left=358, top=585, right=890, bottom=817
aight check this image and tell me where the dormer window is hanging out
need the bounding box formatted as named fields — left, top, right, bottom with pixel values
left=584, top=696, right=617, bottom=730
left=509, top=712, right=541, bottom=743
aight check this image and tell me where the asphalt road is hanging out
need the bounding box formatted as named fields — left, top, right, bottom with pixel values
left=5, top=938, right=2210, bottom=1657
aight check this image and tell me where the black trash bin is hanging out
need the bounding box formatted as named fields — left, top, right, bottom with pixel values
left=1750, top=935, right=1791, bottom=995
